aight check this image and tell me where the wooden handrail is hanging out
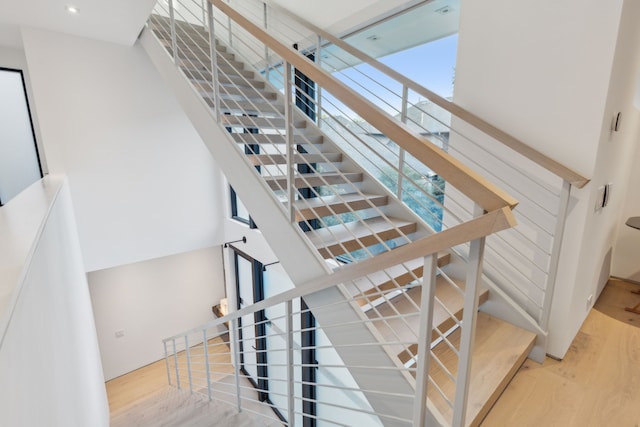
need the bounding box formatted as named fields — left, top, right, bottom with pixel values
left=264, top=1, right=589, bottom=189
left=164, top=206, right=517, bottom=341
left=211, top=0, right=518, bottom=212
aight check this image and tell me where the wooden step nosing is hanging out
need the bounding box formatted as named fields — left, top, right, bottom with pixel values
left=265, top=172, right=363, bottom=190
left=246, top=153, right=342, bottom=166
left=294, top=193, right=387, bottom=221
left=312, top=219, right=417, bottom=257
left=231, top=133, right=322, bottom=145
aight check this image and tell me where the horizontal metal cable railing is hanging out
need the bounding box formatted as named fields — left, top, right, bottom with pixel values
left=146, top=1, right=525, bottom=426
left=149, top=0, right=502, bottom=331
left=149, top=1, right=515, bottom=257
left=161, top=209, right=515, bottom=426
left=181, top=0, right=588, bottom=332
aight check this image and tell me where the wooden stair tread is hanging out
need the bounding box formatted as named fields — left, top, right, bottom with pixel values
left=222, top=115, right=304, bottom=129
left=350, top=254, right=452, bottom=305
left=185, top=71, right=265, bottom=89
left=427, top=312, right=536, bottom=427
left=366, top=277, right=488, bottom=361
left=307, top=216, right=416, bottom=257
left=195, top=84, right=277, bottom=100
left=207, top=97, right=284, bottom=115
left=170, top=46, right=243, bottom=70
left=246, top=152, right=342, bottom=166
left=231, top=132, right=322, bottom=145
left=180, top=60, right=254, bottom=78
left=265, top=172, right=363, bottom=191
left=293, top=192, right=387, bottom=221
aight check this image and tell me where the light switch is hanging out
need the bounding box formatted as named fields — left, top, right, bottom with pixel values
left=595, top=186, right=605, bottom=211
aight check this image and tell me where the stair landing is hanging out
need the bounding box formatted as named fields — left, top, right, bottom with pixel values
left=428, top=312, right=536, bottom=427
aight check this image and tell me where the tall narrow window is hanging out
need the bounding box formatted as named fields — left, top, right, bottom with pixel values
left=0, top=68, right=42, bottom=206
left=230, top=186, right=257, bottom=228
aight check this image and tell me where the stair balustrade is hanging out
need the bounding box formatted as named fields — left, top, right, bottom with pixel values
left=151, top=0, right=588, bottom=340
left=142, top=0, right=587, bottom=425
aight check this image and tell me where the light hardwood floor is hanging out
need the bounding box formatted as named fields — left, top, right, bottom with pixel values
left=481, top=281, right=640, bottom=427
left=106, top=335, right=233, bottom=417
left=107, top=358, right=172, bottom=416
left=594, top=278, right=640, bottom=327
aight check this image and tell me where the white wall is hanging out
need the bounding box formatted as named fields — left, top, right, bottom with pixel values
left=455, top=0, right=640, bottom=357
left=21, top=27, right=226, bottom=272
left=0, top=178, right=109, bottom=427
left=88, top=245, right=226, bottom=381
left=610, top=0, right=640, bottom=282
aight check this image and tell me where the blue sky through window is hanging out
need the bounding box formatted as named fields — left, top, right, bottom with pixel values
left=378, top=33, right=458, bottom=99
left=325, top=33, right=458, bottom=117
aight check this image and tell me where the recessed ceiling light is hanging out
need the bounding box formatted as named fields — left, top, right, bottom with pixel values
left=66, top=4, right=80, bottom=14
left=366, top=35, right=380, bottom=41
left=435, top=5, right=452, bottom=15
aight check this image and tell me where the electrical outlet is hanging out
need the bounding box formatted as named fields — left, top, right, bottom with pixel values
left=115, top=330, right=125, bottom=338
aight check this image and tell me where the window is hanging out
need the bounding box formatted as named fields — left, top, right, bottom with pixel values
left=0, top=68, right=42, bottom=206
left=230, top=186, right=257, bottom=228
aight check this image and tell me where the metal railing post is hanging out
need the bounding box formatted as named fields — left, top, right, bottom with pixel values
left=185, top=335, right=193, bottom=394
left=397, top=85, right=409, bottom=198
left=540, top=180, right=572, bottom=331
left=230, top=318, right=243, bottom=412
left=263, top=2, right=270, bottom=82
left=452, top=204, right=486, bottom=427
left=201, top=0, right=206, bottom=28
left=203, top=329, right=213, bottom=401
left=284, top=61, right=296, bottom=223
left=163, top=340, right=172, bottom=386
left=207, top=1, right=222, bottom=122
left=412, top=254, right=438, bottom=426
left=173, top=338, right=181, bottom=389
left=285, top=300, right=295, bottom=426
left=168, top=0, right=178, bottom=64
left=315, top=35, right=322, bottom=123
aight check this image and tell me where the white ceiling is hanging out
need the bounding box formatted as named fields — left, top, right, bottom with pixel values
left=0, top=0, right=156, bottom=48
left=0, top=0, right=458, bottom=59
left=343, top=0, right=460, bottom=59
left=270, top=0, right=459, bottom=66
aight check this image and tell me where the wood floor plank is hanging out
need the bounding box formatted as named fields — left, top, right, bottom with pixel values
left=428, top=312, right=536, bottom=426
left=482, top=288, right=640, bottom=427
left=594, top=278, right=640, bottom=327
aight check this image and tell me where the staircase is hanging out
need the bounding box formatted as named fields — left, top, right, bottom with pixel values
left=142, top=2, right=544, bottom=426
